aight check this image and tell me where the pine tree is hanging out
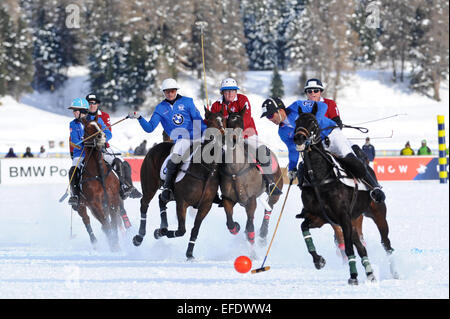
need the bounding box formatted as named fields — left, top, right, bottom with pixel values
left=409, top=0, right=449, bottom=101
left=270, top=66, right=284, bottom=98
left=0, top=7, right=13, bottom=96
left=0, top=6, right=33, bottom=98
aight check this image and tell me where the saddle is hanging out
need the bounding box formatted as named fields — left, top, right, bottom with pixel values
left=159, top=143, right=200, bottom=183
left=300, top=152, right=369, bottom=191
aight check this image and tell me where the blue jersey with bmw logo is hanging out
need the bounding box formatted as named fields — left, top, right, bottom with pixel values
left=138, top=96, right=206, bottom=141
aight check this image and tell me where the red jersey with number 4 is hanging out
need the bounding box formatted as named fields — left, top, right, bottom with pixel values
left=210, top=93, right=258, bottom=137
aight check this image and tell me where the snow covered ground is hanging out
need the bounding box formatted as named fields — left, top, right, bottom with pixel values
left=0, top=180, right=448, bottom=299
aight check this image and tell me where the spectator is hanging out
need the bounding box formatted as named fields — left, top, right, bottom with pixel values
left=134, top=140, right=148, bottom=156
left=5, top=147, right=17, bottom=158
left=22, top=146, right=34, bottom=158
left=362, top=137, right=375, bottom=165
left=38, top=145, right=48, bottom=158
left=400, top=141, right=415, bottom=156
left=417, top=139, right=432, bottom=155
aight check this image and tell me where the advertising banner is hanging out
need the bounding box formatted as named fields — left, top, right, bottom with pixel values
left=373, top=156, right=449, bottom=181
left=1, top=156, right=447, bottom=185
left=0, top=158, right=71, bottom=184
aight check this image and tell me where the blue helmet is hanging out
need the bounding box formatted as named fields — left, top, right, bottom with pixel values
left=68, top=98, right=89, bottom=110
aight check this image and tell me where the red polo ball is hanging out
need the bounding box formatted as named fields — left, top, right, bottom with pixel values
left=234, top=256, right=252, bottom=273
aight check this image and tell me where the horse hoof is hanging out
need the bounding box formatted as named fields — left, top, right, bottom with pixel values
left=366, top=273, right=377, bottom=283
left=186, top=255, right=195, bottom=262
left=314, top=256, right=326, bottom=270
left=229, top=222, right=240, bottom=235
left=90, top=236, right=98, bottom=245
left=348, top=278, right=358, bottom=286
left=258, top=237, right=267, bottom=246
left=133, top=235, right=143, bottom=246
left=154, top=229, right=163, bottom=239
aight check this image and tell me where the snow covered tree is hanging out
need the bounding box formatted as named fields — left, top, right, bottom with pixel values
left=0, top=5, right=33, bottom=98
left=270, top=66, right=284, bottom=98
left=350, top=0, right=382, bottom=66
left=409, top=0, right=449, bottom=101
left=378, top=0, right=417, bottom=82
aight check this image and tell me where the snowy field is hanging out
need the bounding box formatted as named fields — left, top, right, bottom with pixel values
left=0, top=180, right=448, bottom=299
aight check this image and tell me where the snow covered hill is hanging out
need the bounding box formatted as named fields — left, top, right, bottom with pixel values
left=0, top=66, right=448, bottom=157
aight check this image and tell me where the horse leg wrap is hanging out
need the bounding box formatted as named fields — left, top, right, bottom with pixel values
left=246, top=231, right=255, bottom=244
left=263, top=210, right=272, bottom=220
left=160, top=210, right=168, bottom=229
left=361, top=257, right=373, bottom=275
left=348, top=255, right=358, bottom=277
left=302, top=230, right=316, bottom=252
left=138, top=213, right=147, bottom=237
left=167, top=229, right=185, bottom=238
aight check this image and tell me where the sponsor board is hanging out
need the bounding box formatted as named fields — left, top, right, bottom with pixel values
left=373, top=156, right=449, bottom=181
left=0, top=158, right=71, bottom=184
left=1, top=156, right=447, bottom=185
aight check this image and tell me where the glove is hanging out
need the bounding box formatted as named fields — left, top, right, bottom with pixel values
left=287, top=168, right=297, bottom=182
left=128, top=111, right=141, bottom=119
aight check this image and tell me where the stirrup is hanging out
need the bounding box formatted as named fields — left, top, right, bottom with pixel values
left=120, top=184, right=131, bottom=200
left=370, top=187, right=385, bottom=203
left=68, top=195, right=79, bottom=210
left=129, top=186, right=142, bottom=199
left=267, top=182, right=282, bottom=196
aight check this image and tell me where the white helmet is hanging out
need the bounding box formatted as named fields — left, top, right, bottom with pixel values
left=220, top=78, right=239, bottom=91
left=160, top=78, right=180, bottom=91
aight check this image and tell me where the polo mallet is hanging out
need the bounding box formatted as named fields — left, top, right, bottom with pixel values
left=252, top=179, right=293, bottom=274
left=195, top=21, right=210, bottom=109
left=76, top=116, right=129, bottom=146
left=59, top=153, right=83, bottom=202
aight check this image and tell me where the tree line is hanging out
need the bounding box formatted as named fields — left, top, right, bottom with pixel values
left=0, top=0, right=448, bottom=112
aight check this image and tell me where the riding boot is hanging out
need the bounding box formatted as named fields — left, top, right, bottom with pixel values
left=257, top=145, right=282, bottom=196
left=68, top=166, right=80, bottom=210
left=160, top=156, right=181, bottom=203
left=121, top=160, right=142, bottom=199
left=338, top=153, right=366, bottom=179
left=351, top=146, right=385, bottom=202
left=363, top=167, right=386, bottom=203
left=352, top=144, right=369, bottom=165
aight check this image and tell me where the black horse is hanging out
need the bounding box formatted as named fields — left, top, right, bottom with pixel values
left=220, top=107, right=283, bottom=246
left=132, top=110, right=225, bottom=259
left=293, top=107, right=396, bottom=285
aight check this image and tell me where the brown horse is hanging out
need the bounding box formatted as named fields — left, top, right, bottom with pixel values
left=76, top=116, right=122, bottom=251
left=132, top=110, right=225, bottom=259
left=219, top=107, right=283, bottom=246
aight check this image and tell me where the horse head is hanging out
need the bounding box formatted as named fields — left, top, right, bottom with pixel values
left=204, top=105, right=226, bottom=135
left=81, top=116, right=106, bottom=150
left=227, top=105, right=245, bottom=131
left=294, top=106, right=321, bottom=151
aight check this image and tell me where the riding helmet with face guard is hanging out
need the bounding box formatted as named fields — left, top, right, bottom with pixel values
left=260, top=97, right=285, bottom=118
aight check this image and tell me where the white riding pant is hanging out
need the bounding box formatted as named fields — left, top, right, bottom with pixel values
left=103, top=147, right=123, bottom=165
left=323, top=128, right=355, bottom=158
left=170, top=138, right=201, bottom=163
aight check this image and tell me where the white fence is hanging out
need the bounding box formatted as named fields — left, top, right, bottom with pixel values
left=0, top=158, right=71, bottom=185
